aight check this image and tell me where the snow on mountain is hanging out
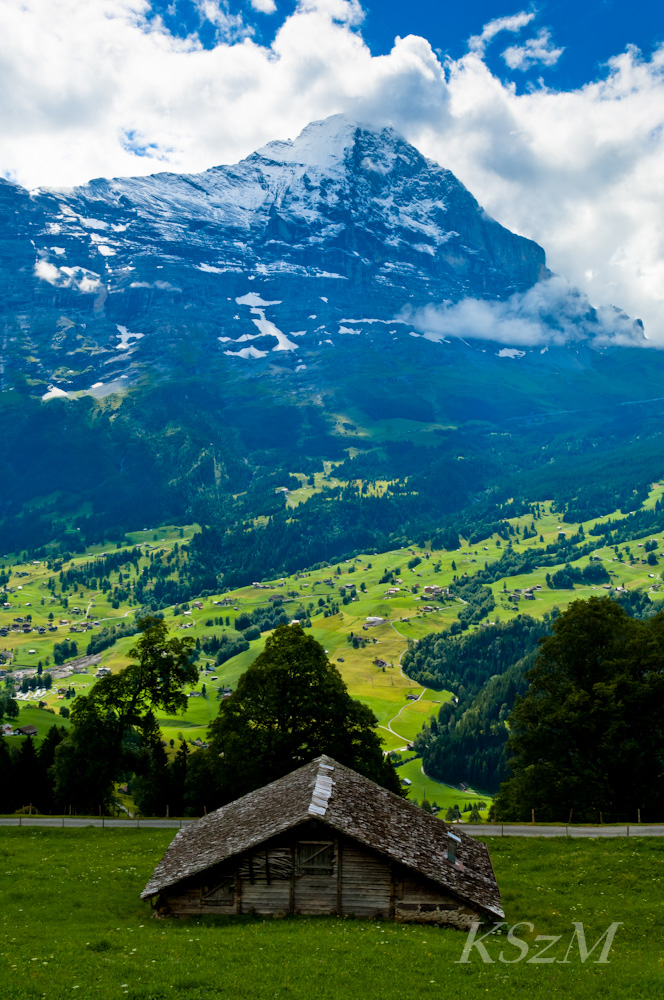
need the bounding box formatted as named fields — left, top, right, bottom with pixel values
left=0, top=115, right=641, bottom=398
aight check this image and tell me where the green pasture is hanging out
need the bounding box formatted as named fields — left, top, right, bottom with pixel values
left=2, top=706, right=70, bottom=744
left=394, top=757, right=491, bottom=815
left=4, top=484, right=664, bottom=802
left=1, top=828, right=662, bottom=1000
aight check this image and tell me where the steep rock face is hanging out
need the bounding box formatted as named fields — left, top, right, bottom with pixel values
left=48, top=116, right=546, bottom=296
left=0, top=116, right=548, bottom=394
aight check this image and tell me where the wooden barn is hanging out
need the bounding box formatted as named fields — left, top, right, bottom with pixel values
left=141, top=756, right=503, bottom=927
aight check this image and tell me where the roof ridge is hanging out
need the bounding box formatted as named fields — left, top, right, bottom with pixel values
left=308, top=758, right=335, bottom=817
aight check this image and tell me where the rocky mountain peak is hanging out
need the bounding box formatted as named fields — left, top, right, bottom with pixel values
left=1, top=115, right=551, bottom=396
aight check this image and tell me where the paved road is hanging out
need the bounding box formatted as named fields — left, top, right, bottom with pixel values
left=0, top=817, right=196, bottom=828
left=2, top=817, right=663, bottom=836
left=463, top=823, right=664, bottom=838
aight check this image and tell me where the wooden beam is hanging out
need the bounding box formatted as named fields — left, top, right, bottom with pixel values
left=234, top=869, right=242, bottom=916
left=336, top=837, right=343, bottom=916
left=289, top=844, right=295, bottom=915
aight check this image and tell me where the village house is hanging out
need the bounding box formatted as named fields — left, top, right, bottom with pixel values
left=16, top=724, right=38, bottom=736
left=141, top=756, right=503, bottom=927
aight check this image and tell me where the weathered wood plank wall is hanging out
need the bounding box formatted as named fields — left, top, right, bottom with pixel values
left=156, top=828, right=485, bottom=928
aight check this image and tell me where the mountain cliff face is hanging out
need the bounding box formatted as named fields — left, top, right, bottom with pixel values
left=1, top=115, right=549, bottom=395
left=1, top=116, right=663, bottom=556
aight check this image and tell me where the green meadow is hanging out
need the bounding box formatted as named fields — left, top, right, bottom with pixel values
left=1, top=828, right=662, bottom=1000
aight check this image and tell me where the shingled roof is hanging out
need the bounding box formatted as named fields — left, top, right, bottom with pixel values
left=142, top=755, right=503, bottom=919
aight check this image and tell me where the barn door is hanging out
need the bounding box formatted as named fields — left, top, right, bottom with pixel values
left=201, top=878, right=235, bottom=908
left=293, top=841, right=337, bottom=914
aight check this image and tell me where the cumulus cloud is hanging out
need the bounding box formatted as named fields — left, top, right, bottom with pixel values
left=468, top=11, right=535, bottom=55
left=405, top=277, right=646, bottom=348
left=249, top=0, right=277, bottom=12
left=3, top=2, right=664, bottom=340
left=502, top=29, right=564, bottom=70
left=34, top=260, right=102, bottom=293
left=418, top=42, right=664, bottom=341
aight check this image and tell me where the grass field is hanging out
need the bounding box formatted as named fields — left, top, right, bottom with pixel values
left=4, top=483, right=664, bottom=813
left=1, top=828, right=662, bottom=999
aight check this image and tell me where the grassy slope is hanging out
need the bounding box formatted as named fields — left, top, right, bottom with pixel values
left=0, top=828, right=662, bottom=1000
left=4, top=484, right=664, bottom=811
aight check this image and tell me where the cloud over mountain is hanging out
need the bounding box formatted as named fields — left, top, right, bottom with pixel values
left=3, top=2, right=664, bottom=337
left=405, top=277, right=647, bottom=349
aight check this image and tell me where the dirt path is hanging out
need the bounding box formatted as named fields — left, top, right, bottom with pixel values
left=376, top=621, right=426, bottom=745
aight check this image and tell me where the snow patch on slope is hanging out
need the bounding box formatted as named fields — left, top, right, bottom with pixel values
left=235, top=292, right=281, bottom=307
left=224, top=345, right=268, bottom=359
left=42, top=385, right=69, bottom=401
left=116, top=325, right=144, bottom=350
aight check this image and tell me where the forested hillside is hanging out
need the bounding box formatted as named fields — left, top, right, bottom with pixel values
left=406, top=617, right=550, bottom=790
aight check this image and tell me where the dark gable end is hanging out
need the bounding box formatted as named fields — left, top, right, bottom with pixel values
left=142, top=755, right=503, bottom=921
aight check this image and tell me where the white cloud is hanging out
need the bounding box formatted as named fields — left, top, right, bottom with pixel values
left=3, top=2, right=664, bottom=340
left=502, top=29, right=564, bottom=70
left=405, top=277, right=646, bottom=348
left=34, top=260, right=102, bottom=292
left=249, top=0, right=277, bottom=12
left=415, top=42, right=664, bottom=340
left=195, top=1, right=248, bottom=36
left=468, top=10, right=535, bottom=56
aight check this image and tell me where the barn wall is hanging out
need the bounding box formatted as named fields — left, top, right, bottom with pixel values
left=156, top=826, right=486, bottom=928
left=340, top=841, right=391, bottom=919
left=293, top=869, right=337, bottom=915
left=238, top=847, right=292, bottom=915
left=394, top=871, right=482, bottom=929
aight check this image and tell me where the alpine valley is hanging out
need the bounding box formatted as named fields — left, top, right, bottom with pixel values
left=2, top=114, right=664, bottom=571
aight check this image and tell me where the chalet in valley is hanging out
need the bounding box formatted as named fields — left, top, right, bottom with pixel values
left=141, top=756, right=503, bottom=927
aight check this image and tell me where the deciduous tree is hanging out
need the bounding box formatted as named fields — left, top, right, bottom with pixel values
left=197, top=624, right=402, bottom=806
left=495, top=597, right=664, bottom=822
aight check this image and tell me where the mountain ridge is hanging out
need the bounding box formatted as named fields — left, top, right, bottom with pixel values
left=2, top=116, right=664, bottom=557
left=1, top=114, right=551, bottom=397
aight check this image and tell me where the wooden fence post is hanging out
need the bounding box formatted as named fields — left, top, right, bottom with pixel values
left=531, top=808, right=535, bottom=824
left=638, top=808, right=641, bottom=824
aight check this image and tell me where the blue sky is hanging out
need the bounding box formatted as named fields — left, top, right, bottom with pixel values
left=2, top=0, right=664, bottom=337
left=363, top=1, right=664, bottom=90
left=146, top=0, right=664, bottom=91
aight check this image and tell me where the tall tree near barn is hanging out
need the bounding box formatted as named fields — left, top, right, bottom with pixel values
left=194, top=624, right=402, bottom=806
